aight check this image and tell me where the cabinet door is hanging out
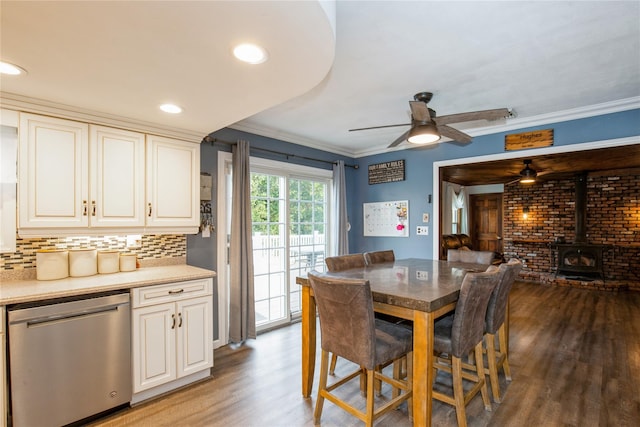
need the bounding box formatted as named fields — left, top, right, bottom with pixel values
left=19, top=113, right=89, bottom=228
left=176, top=296, right=213, bottom=378
left=132, top=303, right=177, bottom=393
left=146, top=135, right=199, bottom=228
left=89, top=125, right=145, bottom=227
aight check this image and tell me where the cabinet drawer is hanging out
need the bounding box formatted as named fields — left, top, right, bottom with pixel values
left=133, top=279, right=212, bottom=308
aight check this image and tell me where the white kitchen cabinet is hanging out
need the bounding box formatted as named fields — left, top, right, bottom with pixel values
left=18, top=113, right=89, bottom=229
left=1, top=306, right=6, bottom=427
left=89, top=125, right=146, bottom=227
left=146, top=135, right=200, bottom=229
left=132, top=279, right=213, bottom=397
left=18, top=112, right=200, bottom=235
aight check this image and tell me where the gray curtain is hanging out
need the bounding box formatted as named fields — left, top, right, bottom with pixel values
left=332, top=160, right=349, bottom=255
left=229, top=140, right=256, bottom=343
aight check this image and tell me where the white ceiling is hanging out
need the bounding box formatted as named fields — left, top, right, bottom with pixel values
left=2, top=1, right=639, bottom=157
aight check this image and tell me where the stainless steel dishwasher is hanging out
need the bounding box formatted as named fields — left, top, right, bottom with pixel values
left=8, top=291, right=132, bottom=427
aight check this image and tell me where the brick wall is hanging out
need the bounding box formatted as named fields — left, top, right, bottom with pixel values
left=503, top=173, right=640, bottom=290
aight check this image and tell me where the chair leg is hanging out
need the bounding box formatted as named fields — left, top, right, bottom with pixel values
left=451, top=356, right=468, bottom=427
left=474, top=342, right=492, bottom=411
left=365, top=368, right=375, bottom=427
left=314, top=350, right=330, bottom=425
left=329, top=353, right=338, bottom=375
left=498, top=323, right=512, bottom=381
left=485, top=333, right=501, bottom=403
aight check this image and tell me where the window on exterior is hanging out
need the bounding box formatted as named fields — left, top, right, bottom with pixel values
left=452, top=206, right=462, bottom=234
left=250, top=164, right=330, bottom=331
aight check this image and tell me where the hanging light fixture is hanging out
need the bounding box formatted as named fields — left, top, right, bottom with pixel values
left=407, top=122, right=441, bottom=145
left=519, top=159, right=537, bottom=184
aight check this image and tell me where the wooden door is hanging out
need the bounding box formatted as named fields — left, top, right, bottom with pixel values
left=470, top=193, right=503, bottom=253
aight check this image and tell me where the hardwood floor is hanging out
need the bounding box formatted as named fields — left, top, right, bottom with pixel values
left=90, top=281, right=640, bottom=427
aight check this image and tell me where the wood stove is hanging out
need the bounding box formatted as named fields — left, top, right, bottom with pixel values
left=555, top=173, right=605, bottom=280
left=556, top=243, right=605, bottom=279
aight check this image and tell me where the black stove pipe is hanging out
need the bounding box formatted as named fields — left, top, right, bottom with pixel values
left=574, top=172, right=588, bottom=243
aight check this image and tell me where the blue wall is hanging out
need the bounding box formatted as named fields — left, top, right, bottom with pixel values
left=187, top=109, right=640, bottom=269
left=347, top=109, right=640, bottom=259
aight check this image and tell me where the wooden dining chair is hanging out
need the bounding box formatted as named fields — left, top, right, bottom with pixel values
left=363, top=250, right=395, bottom=265
left=324, top=253, right=367, bottom=375
left=447, top=249, right=495, bottom=265
left=432, top=269, right=501, bottom=427
left=308, top=271, right=413, bottom=426
left=483, top=259, right=523, bottom=403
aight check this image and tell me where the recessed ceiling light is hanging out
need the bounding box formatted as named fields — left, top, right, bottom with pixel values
left=0, top=61, right=27, bottom=75
left=160, top=104, right=182, bottom=114
left=233, top=43, right=269, bottom=64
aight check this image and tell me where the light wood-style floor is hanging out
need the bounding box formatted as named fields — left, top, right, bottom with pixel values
left=90, top=281, right=640, bottom=427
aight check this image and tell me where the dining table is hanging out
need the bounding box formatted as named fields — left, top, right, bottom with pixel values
left=296, top=258, right=489, bottom=427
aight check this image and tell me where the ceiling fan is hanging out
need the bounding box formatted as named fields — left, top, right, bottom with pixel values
left=349, top=92, right=512, bottom=148
left=505, top=159, right=551, bottom=185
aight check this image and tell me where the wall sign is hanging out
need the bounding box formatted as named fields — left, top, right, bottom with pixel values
left=368, top=159, right=405, bottom=185
left=363, top=200, right=409, bottom=237
left=505, top=129, right=554, bottom=151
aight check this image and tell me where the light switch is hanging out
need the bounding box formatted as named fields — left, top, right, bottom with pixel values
left=416, top=226, right=429, bottom=235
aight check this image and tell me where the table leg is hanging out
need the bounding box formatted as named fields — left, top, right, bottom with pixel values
left=301, top=285, right=316, bottom=397
left=412, top=310, right=433, bottom=427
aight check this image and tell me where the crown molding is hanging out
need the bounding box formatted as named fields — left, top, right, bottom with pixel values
left=0, top=92, right=206, bottom=143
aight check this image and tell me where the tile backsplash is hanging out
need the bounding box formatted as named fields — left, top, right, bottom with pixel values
left=1, top=234, right=186, bottom=272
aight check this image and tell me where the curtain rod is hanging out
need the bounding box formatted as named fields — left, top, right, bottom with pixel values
left=203, top=136, right=359, bottom=169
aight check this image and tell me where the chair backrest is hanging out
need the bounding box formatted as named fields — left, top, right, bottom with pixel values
left=363, top=250, right=395, bottom=265
left=307, top=271, right=377, bottom=369
left=325, top=253, right=366, bottom=272
left=450, top=269, right=501, bottom=358
left=485, top=259, right=523, bottom=334
left=448, top=249, right=494, bottom=265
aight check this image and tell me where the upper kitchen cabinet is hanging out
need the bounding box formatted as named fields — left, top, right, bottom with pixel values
left=146, top=135, right=199, bottom=230
left=18, top=112, right=200, bottom=236
left=90, top=125, right=146, bottom=228
left=19, top=113, right=89, bottom=229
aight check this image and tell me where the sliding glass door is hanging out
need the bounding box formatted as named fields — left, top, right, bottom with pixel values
left=250, top=162, right=330, bottom=330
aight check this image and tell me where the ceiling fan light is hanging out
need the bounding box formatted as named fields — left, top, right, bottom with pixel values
left=407, top=123, right=441, bottom=145
left=519, top=163, right=537, bottom=184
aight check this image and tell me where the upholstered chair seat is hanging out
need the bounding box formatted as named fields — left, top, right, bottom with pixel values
left=432, top=269, right=501, bottom=427
left=447, top=248, right=495, bottom=265
left=363, top=250, right=395, bottom=265
left=483, top=259, right=523, bottom=403
left=308, top=271, right=413, bottom=426
left=323, top=253, right=367, bottom=376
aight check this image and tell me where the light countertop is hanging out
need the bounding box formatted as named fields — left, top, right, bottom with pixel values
left=0, top=264, right=216, bottom=305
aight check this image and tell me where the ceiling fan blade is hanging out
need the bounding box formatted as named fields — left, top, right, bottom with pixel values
left=439, top=125, right=473, bottom=144
left=387, top=130, right=410, bottom=148
left=433, top=108, right=510, bottom=126
left=349, top=123, right=410, bottom=132
left=409, top=101, right=431, bottom=122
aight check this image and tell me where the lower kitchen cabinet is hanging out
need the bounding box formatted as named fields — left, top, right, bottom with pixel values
left=132, top=279, right=213, bottom=400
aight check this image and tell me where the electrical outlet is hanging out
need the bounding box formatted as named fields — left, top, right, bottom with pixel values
left=416, top=226, right=429, bottom=235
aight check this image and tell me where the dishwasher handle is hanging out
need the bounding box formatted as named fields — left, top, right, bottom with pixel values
left=20, top=303, right=128, bottom=327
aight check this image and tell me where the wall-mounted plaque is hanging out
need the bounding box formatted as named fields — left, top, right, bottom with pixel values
left=505, top=129, right=554, bottom=151
left=368, top=159, right=405, bottom=185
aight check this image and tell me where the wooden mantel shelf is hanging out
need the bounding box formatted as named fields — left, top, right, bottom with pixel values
left=505, top=238, right=550, bottom=244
